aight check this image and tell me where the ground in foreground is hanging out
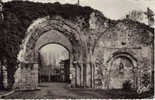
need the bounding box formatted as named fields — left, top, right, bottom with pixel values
left=3, top=82, right=154, bottom=99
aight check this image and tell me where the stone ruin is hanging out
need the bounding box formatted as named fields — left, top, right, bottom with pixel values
left=0, top=1, right=152, bottom=91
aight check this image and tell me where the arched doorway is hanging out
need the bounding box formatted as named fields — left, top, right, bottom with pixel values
left=107, top=52, right=138, bottom=89
left=38, top=44, right=70, bottom=83
left=109, top=56, right=134, bottom=89
left=14, top=16, right=86, bottom=90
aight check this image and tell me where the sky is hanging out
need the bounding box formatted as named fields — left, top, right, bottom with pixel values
left=39, top=44, right=69, bottom=66
left=2, top=0, right=155, bottom=19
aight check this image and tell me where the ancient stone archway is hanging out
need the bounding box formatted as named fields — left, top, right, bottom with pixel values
left=38, top=43, right=70, bottom=83
left=35, top=30, right=72, bottom=83
left=19, top=16, right=84, bottom=63
left=106, top=52, right=138, bottom=89
left=34, top=29, right=73, bottom=62
left=14, top=16, right=87, bottom=90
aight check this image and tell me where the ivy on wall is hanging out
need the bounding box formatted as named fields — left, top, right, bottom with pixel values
left=0, top=1, right=95, bottom=88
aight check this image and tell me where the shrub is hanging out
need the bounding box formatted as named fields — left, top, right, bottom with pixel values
left=142, top=73, right=150, bottom=87
left=122, top=80, right=132, bottom=91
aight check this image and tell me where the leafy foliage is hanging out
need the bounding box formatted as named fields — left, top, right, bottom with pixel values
left=0, top=1, right=153, bottom=89
left=142, top=73, right=150, bottom=87
left=122, top=80, right=132, bottom=91
left=126, top=10, right=144, bottom=22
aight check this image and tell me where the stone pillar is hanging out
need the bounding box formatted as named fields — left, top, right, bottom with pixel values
left=91, top=66, right=95, bottom=88
left=76, top=64, right=81, bottom=87
left=86, top=63, right=91, bottom=87
left=106, top=63, right=111, bottom=89
left=14, top=63, right=39, bottom=90
left=32, top=63, right=39, bottom=89
left=73, top=60, right=81, bottom=87
left=2, top=66, right=7, bottom=89
left=71, top=59, right=76, bottom=87
left=137, top=65, right=141, bottom=89
left=21, top=63, right=33, bottom=90
left=133, top=66, right=138, bottom=89
left=83, top=63, right=87, bottom=88
left=80, top=63, right=84, bottom=87
left=70, top=67, right=76, bottom=87
left=151, top=44, right=154, bottom=87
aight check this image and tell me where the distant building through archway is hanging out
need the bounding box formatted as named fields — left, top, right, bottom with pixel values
left=38, top=44, right=70, bottom=83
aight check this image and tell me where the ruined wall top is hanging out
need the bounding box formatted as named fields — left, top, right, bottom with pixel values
left=0, top=1, right=153, bottom=63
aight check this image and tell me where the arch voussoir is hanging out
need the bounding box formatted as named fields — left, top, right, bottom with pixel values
left=14, top=16, right=86, bottom=90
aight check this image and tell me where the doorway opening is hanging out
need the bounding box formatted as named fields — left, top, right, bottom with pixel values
left=38, top=43, right=70, bottom=83
left=109, top=56, right=135, bottom=89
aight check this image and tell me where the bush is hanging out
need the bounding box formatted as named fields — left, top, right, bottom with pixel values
left=122, top=80, right=132, bottom=91
left=142, top=73, right=150, bottom=87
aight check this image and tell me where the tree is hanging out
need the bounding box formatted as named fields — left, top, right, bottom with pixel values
left=126, top=10, right=144, bottom=22
left=144, top=8, right=154, bottom=26
left=125, top=9, right=154, bottom=27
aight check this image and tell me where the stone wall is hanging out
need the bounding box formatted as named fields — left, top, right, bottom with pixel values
left=14, top=63, right=38, bottom=90
left=15, top=15, right=88, bottom=89
left=14, top=10, right=154, bottom=90
left=93, top=20, right=153, bottom=89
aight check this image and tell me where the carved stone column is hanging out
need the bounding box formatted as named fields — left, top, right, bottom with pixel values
left=76, top=64, right=81, bottom=87
left=71, top=60, right=77, bottom=87
left=32, top=63, right=39, bottom=89
left=105, top=63, right=111, bottom=89
left=133, top=66, right=138, bottom=89
left=83, top=63, right=87, bottom=88
left=69, top=55, right=75, bottom=87
left=137, top=66, right=141, bottom=89
left=80, top=62, right=84, bottom=87
left=86, top=62, right=91, bottom=87
left=91, top=65, right=95, bottom=88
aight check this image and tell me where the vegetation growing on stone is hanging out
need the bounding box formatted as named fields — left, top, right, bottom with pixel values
left=0, top=1, right=153, bottom=89
left=0, top=1, right=96, bottom=88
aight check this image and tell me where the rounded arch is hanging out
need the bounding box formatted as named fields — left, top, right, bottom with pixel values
left=38, top=42, right=71, bottom=55
left=38, top=43, right=70, bottom=64
left=18, top=16, right=84, bottom=63
left=107, top=53, right=138, bottom=89
left=107, top=52, right=138, bottom=68
left=38, top=43, right=70, bottom=83
left=105, top=51, right=139, bottom=89
left=34, top=29, right=73, bottom=62
left=37, top=42, right=71, bottom=63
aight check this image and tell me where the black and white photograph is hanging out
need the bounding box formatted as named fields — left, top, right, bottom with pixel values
left=0, top=0, right=154, bottom=99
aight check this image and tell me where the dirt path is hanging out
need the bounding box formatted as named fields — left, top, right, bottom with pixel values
left=3, top=82, right=151, bottom=99
left=35, top=82, right=79, bottom=98
left=4, top=82, right=81, bottom=99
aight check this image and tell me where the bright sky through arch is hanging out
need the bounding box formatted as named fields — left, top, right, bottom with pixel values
left=2, top=0, right=155, bottom=19
left=39, top=44, right=69, bottom=66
